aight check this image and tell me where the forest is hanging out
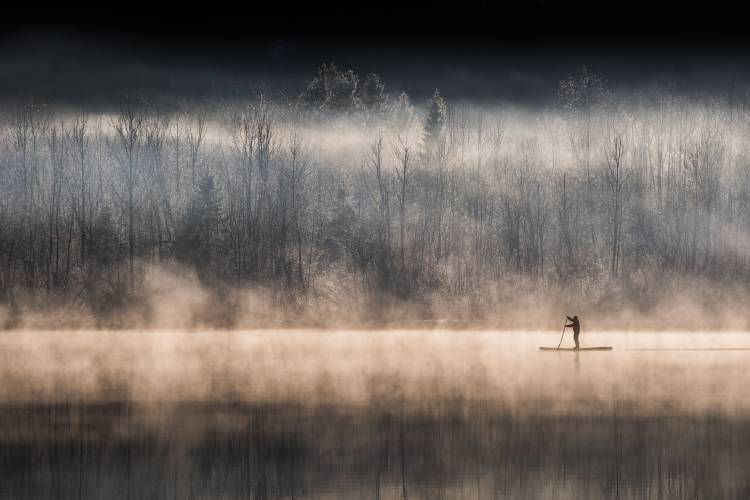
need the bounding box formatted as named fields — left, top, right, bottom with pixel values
left=1, top=64, right=749, bottom=329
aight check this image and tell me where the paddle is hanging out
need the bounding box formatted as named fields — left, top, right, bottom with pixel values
left=557, top=320, right=567, bottom=349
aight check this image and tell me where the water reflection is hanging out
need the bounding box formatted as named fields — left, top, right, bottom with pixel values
left=2, top=401, right=749, bottom=499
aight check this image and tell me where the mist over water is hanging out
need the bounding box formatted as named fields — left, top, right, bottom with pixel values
left=2, top=329, right=749, bottom=413
left=3, top=329, right=750, bottom=499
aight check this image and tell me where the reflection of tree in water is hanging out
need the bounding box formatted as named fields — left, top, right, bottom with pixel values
left=1, top=400, right=748, bottom=499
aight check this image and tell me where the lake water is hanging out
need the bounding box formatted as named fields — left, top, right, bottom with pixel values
left=1, top=330, right=750, bottom=498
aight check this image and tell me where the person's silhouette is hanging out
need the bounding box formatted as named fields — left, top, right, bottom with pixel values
left=566, top=315, right=581, bottom=349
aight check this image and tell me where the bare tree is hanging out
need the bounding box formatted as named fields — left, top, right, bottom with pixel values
left=69, top=113, right=90, bottom=265
left=603, top=134, right=629, bottom=277
left=11, top=101, right=49, bottom=285
left=186, top=112, right=206, bottom=188
left=392, top=135, right=411, bottom=270
left=45, top=125, right=68, bottom=289
left=110, top=100, right=145, bottom=292
left=365, top=133, right=392, bottom=276
left=228, top=101, right=258, bottom=277
left=287, top=130, right=308, bottom=286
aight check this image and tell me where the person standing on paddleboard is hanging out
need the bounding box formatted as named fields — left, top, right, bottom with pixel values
left=566, top=316, right=581, bottom=349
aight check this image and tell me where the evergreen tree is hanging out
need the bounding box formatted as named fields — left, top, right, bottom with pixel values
left=424, top=88, right=447, bottom=142
left=89, top=208, right=122, bottom=269
left=174, top=175, right=224, bottom=271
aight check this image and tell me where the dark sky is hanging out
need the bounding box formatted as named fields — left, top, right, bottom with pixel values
left=2, top=1, right=749, bottom=109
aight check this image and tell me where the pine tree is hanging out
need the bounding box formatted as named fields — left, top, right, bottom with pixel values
left=174, top=175, right=224, bottom=271
left=424, top=89, right=447, bottom=142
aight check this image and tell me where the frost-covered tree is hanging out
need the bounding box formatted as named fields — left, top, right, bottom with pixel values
left=110, top=98, right=146, bottom=292
left=391, top=91, right=415, bottom=131
left=558, top=68, right=609, bottom=261
left=424, top=89, right=447, bottom=142
left=300, top=63, right=360, bottom=114
left=357, top=73, right=388, bottom=114
left=558, top=67, right=608, bottom=112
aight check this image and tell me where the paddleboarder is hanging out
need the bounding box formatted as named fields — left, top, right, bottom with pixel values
left=566, top=315, right=581, bottom=349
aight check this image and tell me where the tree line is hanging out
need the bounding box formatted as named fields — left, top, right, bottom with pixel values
left=1, top=65, right=749, bottom=328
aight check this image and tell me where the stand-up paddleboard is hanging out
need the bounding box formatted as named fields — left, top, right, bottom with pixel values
left=539, top=347, right=613, bottom=351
